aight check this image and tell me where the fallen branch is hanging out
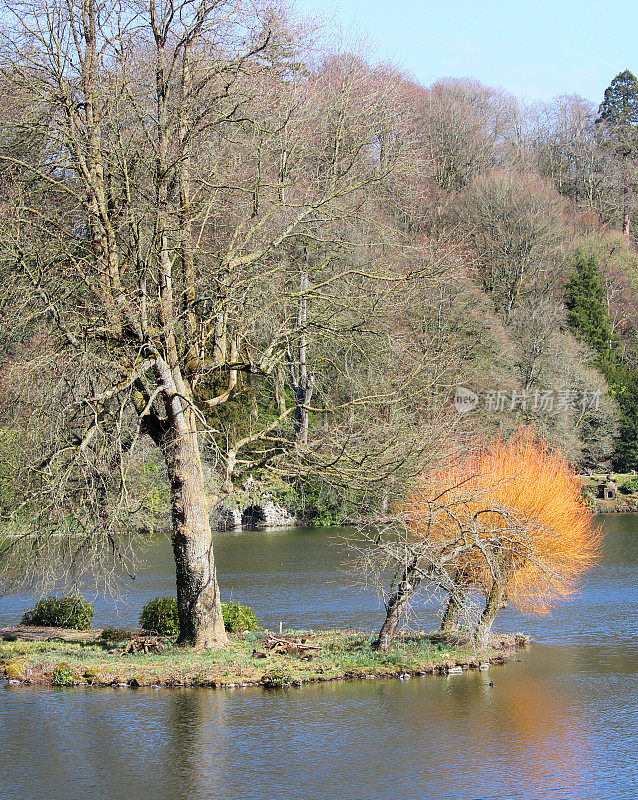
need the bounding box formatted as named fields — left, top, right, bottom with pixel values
left=252, top=633, right=322, bottom=659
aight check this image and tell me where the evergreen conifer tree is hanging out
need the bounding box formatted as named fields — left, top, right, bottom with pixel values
left=565, top=252, right=616, bottom=367
left=597, top=70, right=638, bottom=237
left=566, top=250, right=637, bottom=471
left=598, top=70, right=638, bottom=128
left=613, top=382, right=638, bottom=472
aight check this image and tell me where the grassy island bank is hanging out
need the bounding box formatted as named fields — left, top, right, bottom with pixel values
left=1, top=629, right=529, bottom=689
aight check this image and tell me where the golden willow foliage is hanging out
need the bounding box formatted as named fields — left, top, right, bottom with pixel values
left=404, top=432, right=600, bottom=615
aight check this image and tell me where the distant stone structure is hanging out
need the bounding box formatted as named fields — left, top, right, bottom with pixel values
left=211, top=505, right=243, bottom=531
left=209, top=476, right=297, bottom=530
left=603, top=480, right=617, bottom=500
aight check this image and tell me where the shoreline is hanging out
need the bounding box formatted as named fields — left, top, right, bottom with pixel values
left=593, top=501, right=638, bottom=513
left=1, top=628, right=529, bottom=689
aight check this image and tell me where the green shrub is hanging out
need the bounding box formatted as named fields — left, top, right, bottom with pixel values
left=99, top=627, right=130, bottom=643
left=620, top=478, right=638, bottom=495
left=222, top=602, right=260, bottom=633
left=139, top=596, right=260, bottom=636
left=52, top=662, right=75, bottom=686
left=139, top=596, right=179, bottom=636
left=22, top=594, right=94, bottom=630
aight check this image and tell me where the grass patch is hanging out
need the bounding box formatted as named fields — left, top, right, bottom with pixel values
left=0, top=629, right=524, bottom=689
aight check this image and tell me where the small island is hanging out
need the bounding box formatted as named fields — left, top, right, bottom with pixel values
left=1, top=627, right=528, bottom=689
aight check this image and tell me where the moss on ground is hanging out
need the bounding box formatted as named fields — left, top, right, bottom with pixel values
left=0, top=630, right=525, bottom=688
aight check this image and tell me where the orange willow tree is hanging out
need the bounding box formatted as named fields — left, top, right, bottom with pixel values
left=366, top=433, right=600, bottom=651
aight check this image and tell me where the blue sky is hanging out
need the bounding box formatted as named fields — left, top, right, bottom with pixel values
left=293, top=0, right=637, bottom=105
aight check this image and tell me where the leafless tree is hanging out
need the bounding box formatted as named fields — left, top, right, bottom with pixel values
left=0, top=0, right=443, bottom=645
left=352, top=492, right=534, bottom=653
left=457, top=171, right=569, bottom=322
left=353, top=438, right=598, bottom=653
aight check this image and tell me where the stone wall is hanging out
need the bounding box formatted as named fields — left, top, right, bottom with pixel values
left=209, top=476, right=297, bottom=530
left=211, top=500, right=296, bottom=530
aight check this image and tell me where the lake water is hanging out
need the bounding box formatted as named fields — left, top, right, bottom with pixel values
left=1, top=515, right=636, bottom=800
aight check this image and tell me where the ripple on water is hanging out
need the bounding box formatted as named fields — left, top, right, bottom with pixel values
left=1, top=515, right=637, bottom=800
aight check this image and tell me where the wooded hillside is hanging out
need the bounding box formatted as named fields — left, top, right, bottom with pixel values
left=0, top=3, right=635, bottom=637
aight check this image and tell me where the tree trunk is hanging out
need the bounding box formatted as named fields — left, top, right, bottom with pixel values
left=293, top=266, right=314, bottom=444
left=622, top=153, right=631, bottom=239
left=623, top=209, right=630, bottom=238
left=474, top=582, right=504, bottom=649
left=164, top=414, right=228, bottom=648
left=440, top=587, right=467, bottom=633
left=373, top=561, right=421, bottom=653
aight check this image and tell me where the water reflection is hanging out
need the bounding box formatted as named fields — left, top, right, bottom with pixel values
left=1, top=526, right=384, bottom=631
left=1, top=515, right=636, bottom=800
left=2, top=643, right=635, bottom=800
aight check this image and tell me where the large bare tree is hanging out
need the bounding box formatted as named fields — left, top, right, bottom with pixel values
left=0, top=0, right=431, bottom=645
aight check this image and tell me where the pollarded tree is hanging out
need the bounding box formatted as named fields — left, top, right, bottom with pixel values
left=0, top=0, right=428, bottom=646
left=361, top=432, right=599, bottom=651
left=432, top=435, right=599, bottom=646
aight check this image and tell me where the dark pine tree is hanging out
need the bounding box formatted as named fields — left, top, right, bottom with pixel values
left=596, top=70, right=638, bottom=238
left=566, top=250, right=638, bottom=471
left=612, top=371, right=638, bottom=472
left=566, top=252, right=616, bottom=369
